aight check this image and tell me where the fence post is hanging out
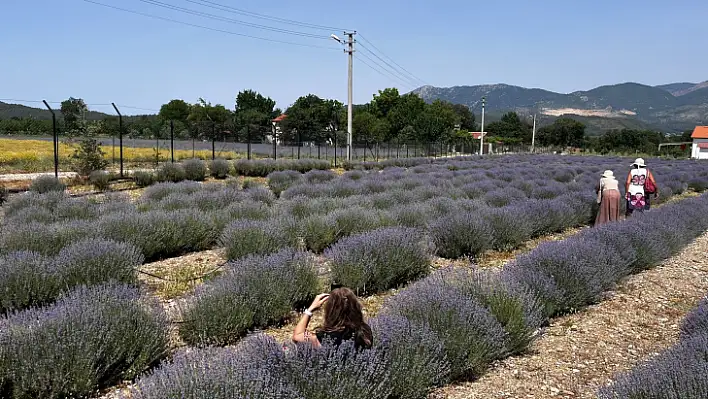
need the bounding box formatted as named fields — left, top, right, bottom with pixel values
left=297, top=131, right=301, bottom=159
left=211, top=123, right=216, bottom=160
left=247, top=124, right=252, bottom=160
left=271, top=122, right=277, bottom=160
left=170, top=120, right=174, bottom=163
left=42, top=100, right=59, bottom=178
left=155, top=133, right=159, bottom=167
left=334, top=133, right=337, bottom=168
left=111, top=103, right=124, bottom=177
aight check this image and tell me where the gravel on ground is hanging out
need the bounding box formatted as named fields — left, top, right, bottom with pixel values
left=430, top=231, right=708, bottom=399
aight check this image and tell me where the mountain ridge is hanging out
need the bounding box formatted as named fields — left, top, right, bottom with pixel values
left=411, top=80, right=708, bottom=133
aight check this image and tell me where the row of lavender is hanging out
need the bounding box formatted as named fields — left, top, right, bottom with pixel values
left=0, top=183, right=276, bottom=315
left=1, top=171, right=707, bottom=398
left=120, top=192, right=708, bottom=399
left=598, top=295, right=708, bottom=397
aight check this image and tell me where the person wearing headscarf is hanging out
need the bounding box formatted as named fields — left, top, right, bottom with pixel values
left=595, top=170, right=621, bottom=225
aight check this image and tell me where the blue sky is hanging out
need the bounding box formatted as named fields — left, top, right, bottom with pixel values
left=1, top=0, right=706, bottom=115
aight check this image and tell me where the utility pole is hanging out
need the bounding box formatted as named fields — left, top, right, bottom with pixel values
left=531, top=113, right=537, bottom=153
left=332, top=32, right=356, bottom=161
left=479, top=97, right=486, bottom=155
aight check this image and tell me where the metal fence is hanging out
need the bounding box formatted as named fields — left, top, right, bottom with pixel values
left=0, top=126, right=563, bottom=177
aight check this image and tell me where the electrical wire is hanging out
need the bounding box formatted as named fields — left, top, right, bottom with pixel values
left=357, top=42, right=425, bottom=88
left=135, top=0, right=331, bottom=40
left=354, top=54, right=415, bottom=90
left=358, top=33, right=429, bottom=87
left=184, top=0, right=351, bottom=32
left=81, top=0, right=341, bottom=50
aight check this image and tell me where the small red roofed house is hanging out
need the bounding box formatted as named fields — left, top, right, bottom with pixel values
left=691, top=126, right=708, bottom=160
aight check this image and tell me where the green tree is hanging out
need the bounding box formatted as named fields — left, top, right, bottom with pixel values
left=159, top=99, right=191, bottom=123
left=60, top=97, right=88, bottom=135
left=451, top=103, right=477, bottom=131
left=485, top=112, right=532, bottom=142
left=387, top=93, right=427, bottom=142
left=537, top=117, right=586, bottom=148
left=281, top=94, right=337, bottom=144
left=370, top=88, right=401, bottom=119
left=413, top=100, right=457, bottom=143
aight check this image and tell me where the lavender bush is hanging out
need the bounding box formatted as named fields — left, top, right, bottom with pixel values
left=429, top=212, right=493, bottom=259
left=179, top=249, right=318, bottom=346
left=0, top=251, right=56, bottom=314
left=220, top=219, right=290, bottom=261
left=182, top=158, right=208, bottom=181
left=0, top=220, right=96, bottom=256
left=383, top=277, right=508, bottom=380
left=326, top=227, right=432, bottom=294
left=128, top=335, right=298, bottom=399
left=99, top=209, right=218, bottom=261
left=53, top=238, right=142, bottom=290
left=209, top=158, right=231, bottom=179
left=156, top=162, right=187, bottom=183
left=29, top=175, right=66, bottom=194
left=370, top=315, right=451, bottom=399
left=267, top=170, right=302, bottom=196
left=598, top=334, right=708, bottom=398
left=0, top=283, right=169, bottom=399
left=681, top=297, right=708, bottom=339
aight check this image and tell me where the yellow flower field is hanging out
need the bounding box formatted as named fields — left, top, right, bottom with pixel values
left=0, top=138, right=241, bottom=174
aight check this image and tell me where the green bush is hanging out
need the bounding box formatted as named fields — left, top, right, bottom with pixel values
left=183, top=159, right=208, bottom=181
left=70, top=138, right=110, bottom=177
left=156, top=163, right=187, bottom=183
left=89, top=170, right=111, bottom=191
left=209, top=159, right=231, bottom=179
left=29, top=176, right=66, bottom=194
left=133, top=170, right=156, bottom=187
left=220, top=219, right=289, bottom=261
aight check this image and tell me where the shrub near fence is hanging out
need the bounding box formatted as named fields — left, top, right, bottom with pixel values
left=128, top=192, right=708, bottom=398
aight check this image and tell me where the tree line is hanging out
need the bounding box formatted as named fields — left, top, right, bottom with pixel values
left=0, top=89, right=695, bottom=154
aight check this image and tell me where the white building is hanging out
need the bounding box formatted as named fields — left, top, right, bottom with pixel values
left=691, top=126, right=708, bottom=160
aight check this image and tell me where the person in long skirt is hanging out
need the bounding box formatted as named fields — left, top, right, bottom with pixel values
left=595, top=170, right=621, bottom=226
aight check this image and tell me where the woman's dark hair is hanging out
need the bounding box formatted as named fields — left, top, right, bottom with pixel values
left=318, top=287, right=373, bottom=348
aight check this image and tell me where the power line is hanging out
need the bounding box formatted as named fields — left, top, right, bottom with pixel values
left=357, top=47, right=419, bottom=88
left=81, top=0, right=341, bottom=50
left=358, top=34, right=429, bottom=87
left=354, top=54, right=415, bottom=90
left=357, top=42, right=424, bottom=88
left=184, top=0, right=350, bottom=32
left=135, top=0, right=331, bottom=40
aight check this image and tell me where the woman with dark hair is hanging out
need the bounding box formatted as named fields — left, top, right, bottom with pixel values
left=291, top=287, right=373, bottom=349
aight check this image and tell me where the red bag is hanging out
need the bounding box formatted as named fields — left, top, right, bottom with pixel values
left=644, top=172, right=656, bottom=194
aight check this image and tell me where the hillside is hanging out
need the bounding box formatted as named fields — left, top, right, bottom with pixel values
left=0, top=101, right=112, bottom=121
left=411, top=80, right=708, bottom=134
left=654, top=82, right=696, bottom=95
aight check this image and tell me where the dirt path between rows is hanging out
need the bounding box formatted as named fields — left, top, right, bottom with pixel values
left=431, top=231, right=708, bottom=399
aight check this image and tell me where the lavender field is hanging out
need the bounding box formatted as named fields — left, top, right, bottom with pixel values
left=1, top=154, right=708, bottom=398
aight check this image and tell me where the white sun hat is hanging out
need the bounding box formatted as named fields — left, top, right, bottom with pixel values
left=601, top=170, right=614, bottom=178
left=632, top=158, right=646, bottom=167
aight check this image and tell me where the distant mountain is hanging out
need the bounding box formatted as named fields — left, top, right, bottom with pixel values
left=0, top=101, right=112, bottom=121
left=411, top=80, right=708, bottom=134
left=655, top=82, right=697, bottom=95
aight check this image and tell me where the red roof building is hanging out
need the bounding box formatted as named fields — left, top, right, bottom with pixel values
left=691, top=126, right=708, bottom=159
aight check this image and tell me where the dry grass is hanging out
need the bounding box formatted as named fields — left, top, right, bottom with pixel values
left=0, top=137, right=241, bottom=174
left=431, top=231, right=708, bottom=399
left=137, top=249, right=227, bottom=300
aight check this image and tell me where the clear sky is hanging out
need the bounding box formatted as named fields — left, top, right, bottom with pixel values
left=1, top=0, right=706, bottom=115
